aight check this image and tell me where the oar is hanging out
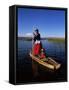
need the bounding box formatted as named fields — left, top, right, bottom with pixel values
left=31, top=27, right=34, bottom=54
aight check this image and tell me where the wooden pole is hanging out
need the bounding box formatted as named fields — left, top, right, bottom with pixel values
left=32, top=27, right=39, bottom=77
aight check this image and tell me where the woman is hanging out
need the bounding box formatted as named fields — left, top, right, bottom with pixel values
left=32, top=29, right=42, bottom=56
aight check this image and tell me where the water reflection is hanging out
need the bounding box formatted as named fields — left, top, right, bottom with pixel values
left=16, top=39, right=66, bottom=83
left=18, top=39, right=65, bottom=63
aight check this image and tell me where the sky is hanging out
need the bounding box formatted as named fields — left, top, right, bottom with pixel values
left=18, top=8, right=65, bottom=38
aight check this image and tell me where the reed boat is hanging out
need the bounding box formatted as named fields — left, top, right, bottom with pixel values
left=29, top=52, right=61, bottom=70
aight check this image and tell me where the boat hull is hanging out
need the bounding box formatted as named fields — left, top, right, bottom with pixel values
left=29, top=52, right=61, bottom=70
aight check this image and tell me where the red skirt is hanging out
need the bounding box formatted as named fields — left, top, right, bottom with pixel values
left=33, top=43, right=41, bottom=55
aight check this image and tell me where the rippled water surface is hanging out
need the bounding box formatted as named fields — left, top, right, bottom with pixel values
left=16, top=39, right=67, bottom=83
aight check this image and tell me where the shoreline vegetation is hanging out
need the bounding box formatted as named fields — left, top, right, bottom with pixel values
left=47, top=38, right=65, bottom=42
left=18, top=37, right=65, bottom=42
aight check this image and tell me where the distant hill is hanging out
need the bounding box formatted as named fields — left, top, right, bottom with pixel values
left=18, top=37, right=65, bottom=42
left=18, top=37, right=32, bottom=40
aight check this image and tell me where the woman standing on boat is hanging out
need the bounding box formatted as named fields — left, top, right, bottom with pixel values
left=32, top=29, right=42, bottom=56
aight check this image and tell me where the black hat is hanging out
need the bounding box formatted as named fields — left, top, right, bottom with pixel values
left=35, top=29, right=39, bottom=33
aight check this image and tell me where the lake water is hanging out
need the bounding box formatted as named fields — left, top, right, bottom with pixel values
left=16, top=39, right=67, bottom=83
